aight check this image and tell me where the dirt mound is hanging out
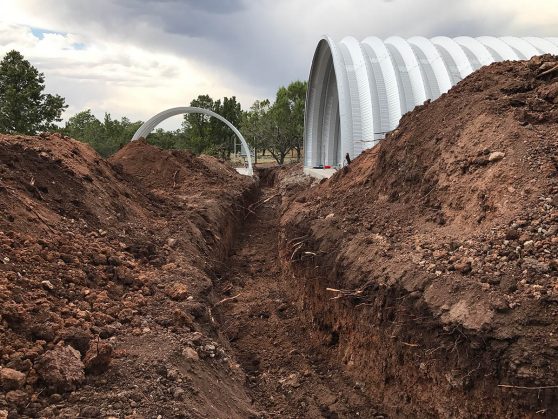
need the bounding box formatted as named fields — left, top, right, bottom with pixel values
left=0, top=133, right=151, bottom=234
left=3, top=56, right=557, bottom=418
left=111, top=139, right=256, bottom=263
left=110, top=139, right=250, bottom=196
left=280, top=55, right=558, bottom=417
left=0, top=134, right=258, bottom=417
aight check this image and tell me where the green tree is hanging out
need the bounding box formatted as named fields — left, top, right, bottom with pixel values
left=63, top=110, right=104, bottom=144
left=62, top=110, right=143, bottom=157
left=0, top=50, right=67, bottom=134
left=241, top=81, right=307, bottom=165
left=241, top=99, right=271, bottom=164
left=182, top=94, right=242, bottom=158
left=183, top=94, right=214, bottom=148
left=282, top=80, right=307, bottom=160
left=213, top=96, right=242, bottom=158
left=149, top=128, right=187, bottom=150
left=261, top=104, right=292, bottom=165
left=100, top=113, right=143, bottom=156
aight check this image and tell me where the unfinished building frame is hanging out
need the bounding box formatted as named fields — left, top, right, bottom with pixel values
left=132, top=106, right=253, bottom=176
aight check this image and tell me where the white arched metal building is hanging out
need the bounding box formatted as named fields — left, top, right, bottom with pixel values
left=304, top=36, right=558, bottom=168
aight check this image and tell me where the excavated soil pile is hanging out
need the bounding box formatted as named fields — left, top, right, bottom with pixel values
left=2, top=55, right=558, bottom=418
left=110, top=140, right=254, bottom=263
left=0, top=134, right=259, bottom=418
left=281, top=55, right=558, bottom=417
left=110, top=140, right=245, bottom=195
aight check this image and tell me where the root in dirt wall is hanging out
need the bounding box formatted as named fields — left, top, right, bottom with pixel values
left=0, top=134, right=261, bottom=418
left=279, top=55, right=558, bottom=418
left=284, top=257, right=556, bottom=417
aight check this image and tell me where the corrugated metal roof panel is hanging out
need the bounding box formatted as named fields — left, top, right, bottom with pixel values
left=304, top=36, right=557, bottom=168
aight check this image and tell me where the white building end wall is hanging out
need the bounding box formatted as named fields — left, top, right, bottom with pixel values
left=304, top=36, right=558, bottom=168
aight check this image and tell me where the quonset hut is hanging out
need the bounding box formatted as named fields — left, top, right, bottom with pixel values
left=303, top=36, right=558, bottom=169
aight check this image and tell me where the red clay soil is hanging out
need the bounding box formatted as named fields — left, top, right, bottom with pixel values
left=0, top=134, right=386, bottom=418
left=280, top=55, right=558, bottom=417
left=2, top=55, right=558, bottom=419
left=214, top=182, right=383, bottom=418
left=0, top=135, right=260, bottom=418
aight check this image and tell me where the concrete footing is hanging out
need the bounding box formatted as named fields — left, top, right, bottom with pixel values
left=303, top=167, right=336, bottom=179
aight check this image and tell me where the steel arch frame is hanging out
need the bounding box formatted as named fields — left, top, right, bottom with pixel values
left=500, top=36, right=540, bottom=59
left=525, top=37, right=558, bottom=55
left=132, top=107, right=253, bottom=176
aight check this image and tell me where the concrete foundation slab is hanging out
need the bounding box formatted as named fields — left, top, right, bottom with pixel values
left=303, top=167, right=336, bottom=179
left=236, top=167, right=252, bottom=176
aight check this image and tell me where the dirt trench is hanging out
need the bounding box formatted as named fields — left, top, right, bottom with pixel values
left=214, top=182, right=384, bottom=418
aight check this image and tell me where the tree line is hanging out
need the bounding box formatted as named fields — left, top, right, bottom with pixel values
left=0, top=50, right=306, bottom=164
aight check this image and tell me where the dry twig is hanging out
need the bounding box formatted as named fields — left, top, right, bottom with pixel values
left=249, top=193, right=280, bottom=211
left=214, top=293, right=242, bottom=307
left=287, top=235, right=308, bottom=246
left=537, top=64, right=558, bottom=78
left=290, top=242, right=304, bottom=260
left=326, top=287, right=364, bottom=300
left=498, top=384, right=558, bottom=390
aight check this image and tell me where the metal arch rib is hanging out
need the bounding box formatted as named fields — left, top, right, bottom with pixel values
left=361, top=36, right=402, bottom=142
left=430, top=36, right=474, bottom=83
left=454, top=36, right=495, bottom=69
left=303, top=45, right=319, bottom=167
left=320, top=36, right=353, bottom=163
left=500, top=37, right=540, bottom=59
left=303, top=35, right=557, bottom=170
left=304, top=41, right=322, bottom=166
left=385, top=36, right=427, bottom=111
left=339, top=36, right=376, bottom=154
left=132, top=107, right=253, bottom=176
left=524, top=37, right=558, bottom=55
left=304, top=38, right=334, bottom=167
left=408, top=36, right=453, bottom=99
left=322, top=60, right=339, bottom=166
left=477, top=36, right=520, bottom=61
left=325, top=37, right=351, bottom=164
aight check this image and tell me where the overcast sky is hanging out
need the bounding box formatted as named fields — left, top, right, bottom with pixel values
left=0, top=0, right=557, bottom=128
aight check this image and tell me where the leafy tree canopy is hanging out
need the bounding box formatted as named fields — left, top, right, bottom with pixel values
left=0, top=49, right=307, bottom=164
left=241, top=80, right=307, bottom=164
left=63, top=110, right=143, bottom=157
left=182, top=94, right=243, bottom=158
left=0, top=50, right=67, bottom=134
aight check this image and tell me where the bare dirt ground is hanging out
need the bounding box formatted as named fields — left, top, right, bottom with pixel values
left=0, top=136, right=383, bottom=418
left=1, top=54, right=558, bottom=419
left=214, top=182, right=384, bottom=418
left=280, top=55, right=558, bottom=417
left=0, top=136, right=260, bottom=418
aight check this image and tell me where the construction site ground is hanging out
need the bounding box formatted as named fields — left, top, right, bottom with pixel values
left=1, top=54, right=558, bottom=418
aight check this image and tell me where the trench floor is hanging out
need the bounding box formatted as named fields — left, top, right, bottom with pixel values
left=215, top=186, right=383, bottom=418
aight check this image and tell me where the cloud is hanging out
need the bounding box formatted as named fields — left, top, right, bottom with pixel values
left=1, top=0, right=557, bottom=128
left=0, top=20, right=258, bottom=126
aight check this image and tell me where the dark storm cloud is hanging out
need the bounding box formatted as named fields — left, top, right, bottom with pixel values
left=424, top=16, right=515, bottom=38
left=114, top=0, right=247, bottom=38
left=28, top=0, right=303, bottom=97
left=16, top=0, right=557, bottom=103
left=160, top=0, right=246, bottom=14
